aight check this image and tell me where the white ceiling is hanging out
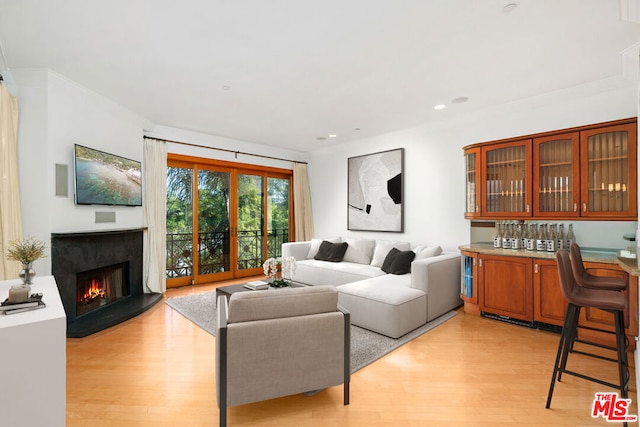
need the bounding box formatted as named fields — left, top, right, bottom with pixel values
left=0, top=0, right=639, bottom=153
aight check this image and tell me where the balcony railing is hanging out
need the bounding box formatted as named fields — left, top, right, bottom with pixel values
left=166, top=228, right=289, bottom=279
left=166, top=232, right=192, bottom=278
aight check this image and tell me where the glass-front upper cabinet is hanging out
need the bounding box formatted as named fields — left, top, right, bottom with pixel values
left=533, top=132, right=580, bottom=217
left=464, top=147, right=481, bottom=218
left=580, top=122, right=637, bottom=219
left=481, top=139, right=532, bottom=218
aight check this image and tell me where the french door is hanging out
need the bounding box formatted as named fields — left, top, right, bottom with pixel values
left=166, top=156, right=292, bottom=288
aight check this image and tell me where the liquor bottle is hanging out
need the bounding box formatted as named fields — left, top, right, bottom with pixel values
left=547, top=223, right=556, bottom=252
left=512, top=223, right=522, bottom=250
left=556, top=224, right=565, bottom=251
left=502, top=222, right=511, bottom=249
left=566, top=223, right=576, bottom=248
left=493, top=221, right=502, bottom=248
left=536, top=223, right=547, bottom=251
left=525, top=223, right=535, bottom=251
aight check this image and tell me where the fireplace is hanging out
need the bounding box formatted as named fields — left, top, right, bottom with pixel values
left=76, top=262, right=130, bottom=317
left=51, top=228, right=162, bottom=337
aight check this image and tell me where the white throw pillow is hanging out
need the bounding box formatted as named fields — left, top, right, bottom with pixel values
left=370, top=240, right=411, bottom=267
left=307, top=237, right=342, bottom=259
left=414, top=245, right=443, bottom=260
left=343, top=238, right=375, bottom=264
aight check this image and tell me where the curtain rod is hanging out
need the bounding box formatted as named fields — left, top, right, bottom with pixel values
left=144, top=135, right=307, bottom=165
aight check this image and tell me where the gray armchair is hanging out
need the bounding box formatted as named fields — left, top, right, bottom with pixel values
left=216, top=285, right=350, bottom=427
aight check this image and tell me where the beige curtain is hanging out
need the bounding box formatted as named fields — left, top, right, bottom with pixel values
left=0, top=83, right=22, bottom=280
left=142, top=138, right=167, bottom=293
left=293, top=162, right=314, bottom=241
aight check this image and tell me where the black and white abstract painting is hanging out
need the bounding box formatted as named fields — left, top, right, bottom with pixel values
left=348, top=148, right=404, bottom=232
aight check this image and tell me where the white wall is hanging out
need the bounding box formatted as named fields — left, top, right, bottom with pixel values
left=308, top=78, right=639, bottom=252
left=147, top=125, right=306, bottom=168
left=46, top=71, right=150, bottom=232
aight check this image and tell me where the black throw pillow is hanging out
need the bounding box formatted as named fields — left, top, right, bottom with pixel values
left=381, top=248, right=401, bottom=272
left=381, top=248, right=416, bottom=275
left=314, top=240, right=349, bottom=262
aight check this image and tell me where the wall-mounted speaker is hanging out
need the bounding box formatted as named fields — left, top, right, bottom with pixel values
left=55, top=163, right=68, bottom=197
left=95, top=212, right=116, bottom=223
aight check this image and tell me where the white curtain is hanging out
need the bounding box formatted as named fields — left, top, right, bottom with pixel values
left=293, top=162, right=314, bottom=241
left=0, top=83, right=22, bottom=280
left=143, top=138, right=167, bottom=293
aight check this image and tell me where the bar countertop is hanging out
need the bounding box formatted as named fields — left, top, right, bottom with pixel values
left=616, top=246, right=640, bottom=276
left=460, top=243, right=640, bottom=276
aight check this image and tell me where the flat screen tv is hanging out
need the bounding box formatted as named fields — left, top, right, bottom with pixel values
left=74, top=144, right=142, bottom=206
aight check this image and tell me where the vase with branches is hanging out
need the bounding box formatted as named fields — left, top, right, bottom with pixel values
left=4, top=236, right=46, bottom=285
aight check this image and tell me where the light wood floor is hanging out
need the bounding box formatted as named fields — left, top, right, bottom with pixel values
left=67, top=278, right=638, bottom=426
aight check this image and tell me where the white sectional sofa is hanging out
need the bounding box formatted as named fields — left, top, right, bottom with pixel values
left=282, top=237, right=462, bottom=338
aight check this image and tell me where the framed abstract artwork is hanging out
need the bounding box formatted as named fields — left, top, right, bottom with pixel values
left=348, top=148, right=404, bottom=232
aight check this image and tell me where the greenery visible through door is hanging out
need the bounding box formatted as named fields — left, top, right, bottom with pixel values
left=165, top=156, right=292, bottom=287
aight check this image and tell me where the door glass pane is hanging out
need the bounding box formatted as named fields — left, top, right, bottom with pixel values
left=485, top=146, right=526, bottom=213
left=198, top=170, right=231, bottom=274
left=587, top=131, right=629, bottom=212
left=267, top=177, right=289, bottom=258
left=166, top=166, right=193, bottom=278
left=237, top=174, right=264, bottom=270
left=538, top=139, right=573, bottom=213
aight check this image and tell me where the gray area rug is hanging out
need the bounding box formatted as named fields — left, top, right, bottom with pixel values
left=165, top=291, right=456, bottom=373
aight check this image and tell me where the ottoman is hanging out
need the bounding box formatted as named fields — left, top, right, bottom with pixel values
left=337, top=279, right=427, bottom=338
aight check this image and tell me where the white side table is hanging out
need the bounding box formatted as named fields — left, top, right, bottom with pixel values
left=0, top=275, right=66, bottom=427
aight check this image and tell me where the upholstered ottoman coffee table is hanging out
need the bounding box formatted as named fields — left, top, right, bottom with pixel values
left=337, top=279, right=426, bottom=338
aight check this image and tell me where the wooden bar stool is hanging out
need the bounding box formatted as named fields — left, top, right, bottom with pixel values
left=570, top=243, right=627, bottom=291
left=546, top=250, right=630, bottom=425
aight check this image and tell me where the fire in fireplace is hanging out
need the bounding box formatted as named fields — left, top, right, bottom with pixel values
left=76, top=262, right=130, bottom=317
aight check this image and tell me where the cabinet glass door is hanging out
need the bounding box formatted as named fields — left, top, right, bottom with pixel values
left=482, top=140, right=532, bottom=218
left=580, top=123, right=637, bottom=218
left=460, top=252, right=477, bottom=304
left=533, top=132, right=579, bottom=217
left=464, top=148, right=481, bottom=217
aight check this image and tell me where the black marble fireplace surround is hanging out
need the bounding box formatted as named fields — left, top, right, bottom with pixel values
left=51, top=228, right=162, bottom=338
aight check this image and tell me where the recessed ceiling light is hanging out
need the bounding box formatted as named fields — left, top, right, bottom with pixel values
left=316, top=136, right=327, bottom=141
left=221, top=85, right=231, bottom=90
left=452, top=97, right=469, bottom=104
left=502, top=3, right=517, bottom=13
left=328, top=134, right=337, bottom=138
left=434, top=104, right=446, bottom=110
left=354, top=127, right=361, bottom=131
